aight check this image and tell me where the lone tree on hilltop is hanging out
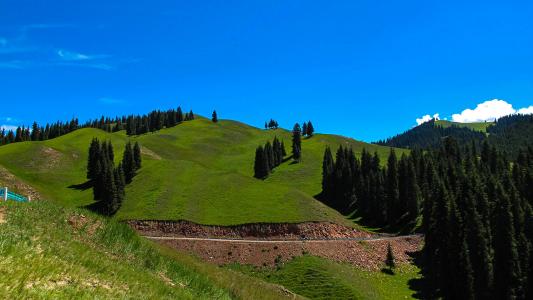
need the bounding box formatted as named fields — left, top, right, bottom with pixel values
left=212, top=110, right=218, bottom=123
left=292, top=123, right=302, bottom=162
left=306, top=121, right=315, bottom=137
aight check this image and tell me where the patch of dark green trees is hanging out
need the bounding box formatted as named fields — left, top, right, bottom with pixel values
left=87, top=139, right=142, bottom=215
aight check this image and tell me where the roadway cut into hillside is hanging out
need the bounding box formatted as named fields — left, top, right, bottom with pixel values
left=129, top=220, right=422, bottom=270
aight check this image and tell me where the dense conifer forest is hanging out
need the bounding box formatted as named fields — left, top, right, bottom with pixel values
left=0, top=107, right=196, bottom=145
left=320, top=139, right=533, bottom=299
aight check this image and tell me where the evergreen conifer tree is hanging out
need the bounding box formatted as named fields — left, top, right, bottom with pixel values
left=254, top=146, right=268, bottom=179
left=133, top=141, right=142, bottom=170
left=292, top=123, right=302, bottom=162
left=122, top=141, right=135, bottom=183
left=212, top=110, right=218, bottom=123
left=307, top=121, right=314, bottom=136
left=302, top=122, right=308, bottom=137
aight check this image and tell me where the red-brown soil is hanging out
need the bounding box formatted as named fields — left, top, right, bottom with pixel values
left=153, top=236, right=421, bottom=270
left=129, top=220, right=422, bottom=270
left=128, top=220, right=374, bottom=240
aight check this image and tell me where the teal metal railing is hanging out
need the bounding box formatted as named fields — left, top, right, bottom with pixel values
left=0, top=187, right=29, bottom=202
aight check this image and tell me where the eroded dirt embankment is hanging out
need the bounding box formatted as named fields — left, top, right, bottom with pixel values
left=154, top=235, right=422, bottom=270
left=128, top=220, right=423, bottom=269
left=127, top=220, right=374, bottom=240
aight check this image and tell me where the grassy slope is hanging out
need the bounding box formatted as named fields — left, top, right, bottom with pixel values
left=229, top=256, right=420, bottom=300
left=435, top=120, right=493, bottom=132
left=0, top=118, right=406, bottom=225
left=0, top=201, right=301, bottom=299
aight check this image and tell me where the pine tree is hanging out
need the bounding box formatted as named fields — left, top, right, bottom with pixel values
left=302, top=122, right=308, bottom=137
left=102, top=163, right=117, bottom=216
left=386, top=149, right=399, bottom=222
left=176, top=106, right=184, bottom=122
left=385, top=243, right=396, bottom=272
left=493, top=183, right=522, bottom=300
left=113, top=164, right=126, bottom=213
left=322, top=147, right=334, bottom=201
left=212, top=110, right=218, bottom=123
left=30, top=122, right=40, bottom=141
left=264, top=141, right=274, bottom=172
left=254, top=146, right=268, bottom=179
left=133, top=141, right=142, bottom=170
left=122, top=141, right=135, bottom=183
left=281, top=140, right=287, bottom=157
left=292, top=123, right=302, bottom=162
left=307, top=121, right=314, bottom=137
left=87, top=138, right=101, bottom=181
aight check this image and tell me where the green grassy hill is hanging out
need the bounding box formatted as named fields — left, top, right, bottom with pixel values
left=229, top=256, right=419, bottom=299
left=0, top=118, right=406, bottom=225
left=0, top=201, right=298, bottom=299
left=434, top=119, right=493, bottom=132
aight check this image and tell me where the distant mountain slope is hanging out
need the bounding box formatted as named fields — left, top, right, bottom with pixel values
left=0, top=118, right=406, bottom=226
left=434, top=120, right=493, bottom=132
left=486, top=114, right=533, bottom=157
left=376, top=115, right=533, bottom=157
left=375, top=119, right=486, bottom=149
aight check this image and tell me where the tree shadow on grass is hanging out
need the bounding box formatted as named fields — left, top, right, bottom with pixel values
left=381, top=268, right=395, bottom=275
left=81, top=201, right=105, bottom=215
left=68, top=180, right=93, bottom=191
left=406, top=250, right=426, bottom=299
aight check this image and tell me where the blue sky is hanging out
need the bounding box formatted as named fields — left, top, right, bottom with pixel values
left=1, top=1, right=532, bottom=141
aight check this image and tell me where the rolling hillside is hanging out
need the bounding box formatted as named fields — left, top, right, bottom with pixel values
left=375, top=119, right=486, bottom=150
left=0, top=200, right=300, bottom=299
left=377, top=115, right=533, bottom=158
left=0, top=118, right=406, bottom=226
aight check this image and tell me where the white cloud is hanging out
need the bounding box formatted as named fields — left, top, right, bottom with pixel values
left=517, top=106, right=533, bottom=115
left=57, top=50, right=91, bottom=61
left=57, top=49, right=110, bottom=61
left=416, top=99, right=533, bottom=125
left=451, top=99, right=516, bottom=123
left=416, top=113, right=440, bottom=125
left=0, top=125, right=18, bottom=132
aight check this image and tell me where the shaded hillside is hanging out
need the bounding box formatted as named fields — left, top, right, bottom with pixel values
left=486, top=114, right=533, bottom=157
left=376, top=115, right=533, bottom=156
left=375, top=119, right=486, bottom=149
left=0, top=118, right=406, bottom=226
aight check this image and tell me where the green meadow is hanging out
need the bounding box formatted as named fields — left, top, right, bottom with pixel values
left=0, top=118, right=406, bottom=225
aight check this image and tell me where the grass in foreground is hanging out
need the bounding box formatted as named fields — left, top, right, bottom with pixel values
left=0, top=201, right=300, bottom=299
left=0, top=118, right=407, bottom=226
left=228, top=255, right=420, bottom=300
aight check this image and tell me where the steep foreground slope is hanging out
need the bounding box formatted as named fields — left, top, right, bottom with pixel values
left=0, top=201, right=299, bottom=299
left=0, top=118, right=405, bottom=225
